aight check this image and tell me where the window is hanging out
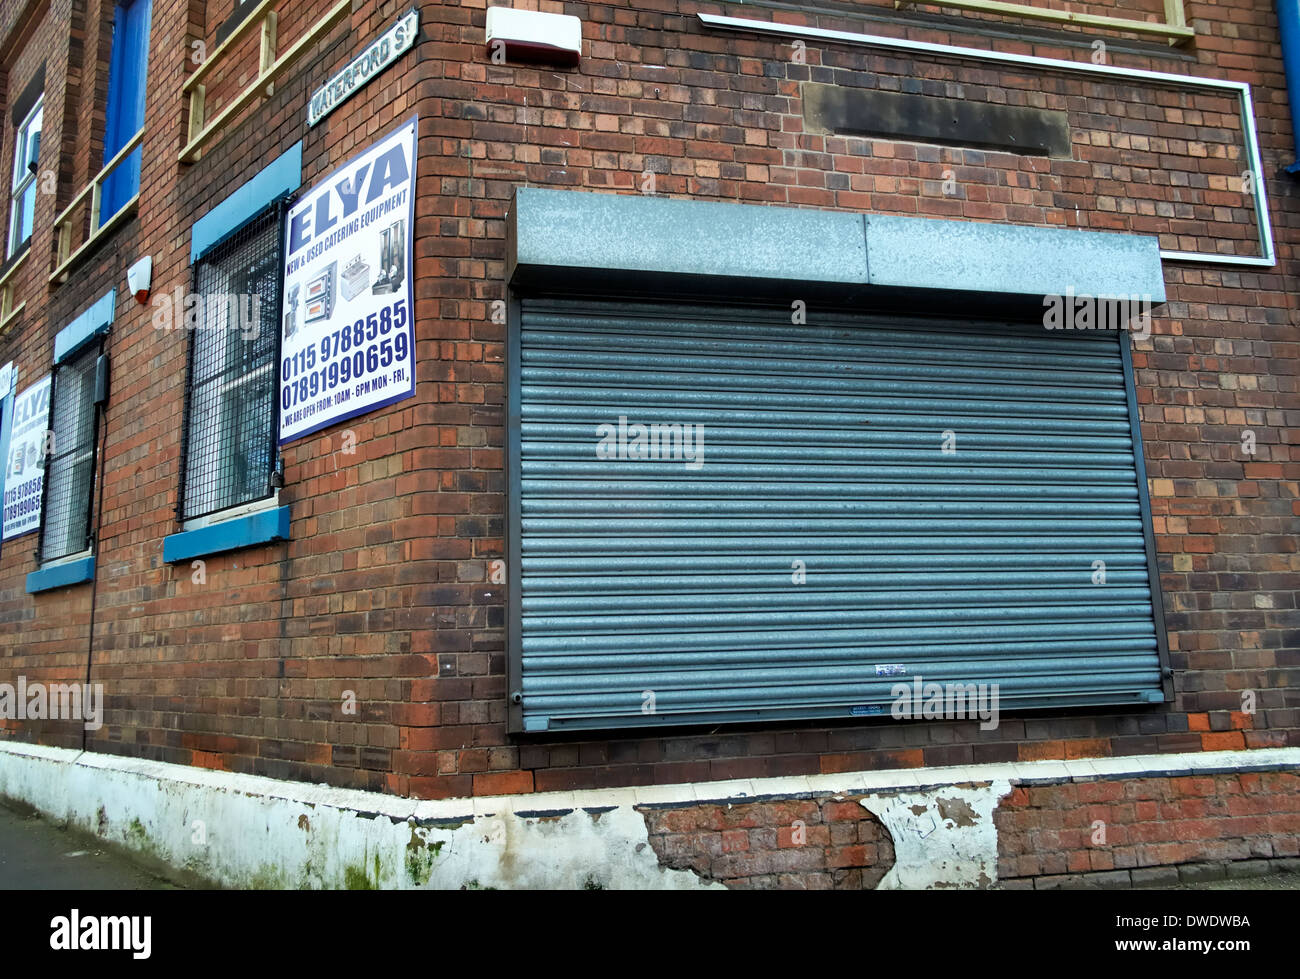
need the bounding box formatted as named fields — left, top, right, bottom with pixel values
left=7, top=96, right=42, bottom=257
left=215, top=0, right=261, bottom=46
left=38, top=345, right=100, bottom=563
left=180, top=206, right=283, bottom=522
left=99, top=0, right=152, bottom=226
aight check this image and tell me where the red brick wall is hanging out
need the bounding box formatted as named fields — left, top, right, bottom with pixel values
left=635, top=769, right=1300, bottom=889
left=642, top=795, right=895, bottom=889
left=0, top=0, right=1294, bottom=802
left=996, top=769, right=1300, bottom=884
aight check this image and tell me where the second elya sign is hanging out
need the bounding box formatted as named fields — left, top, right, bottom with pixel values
left=278, top=116, right=417, bottom=444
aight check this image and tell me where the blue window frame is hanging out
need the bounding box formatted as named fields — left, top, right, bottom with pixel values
left=99, top=0, right=152, bottom=225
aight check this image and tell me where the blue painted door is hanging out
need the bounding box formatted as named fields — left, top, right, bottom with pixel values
left=99, top=0, right=152, bottom=225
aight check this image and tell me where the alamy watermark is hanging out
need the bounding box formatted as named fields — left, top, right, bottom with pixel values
left=1043, top=289, right=1152, bottom=340
left=50, top=910, right=150, bottom=959
left=151, top=287, right=263, bottom=340
left=596, top=415, right=704, bottom=470
left=891, top=675, right=1000, bottom=731
left=0, top=676, right=103, bottom=731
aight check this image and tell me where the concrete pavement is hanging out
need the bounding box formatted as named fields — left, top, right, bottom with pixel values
left=0, top=800, right=179, bottom=890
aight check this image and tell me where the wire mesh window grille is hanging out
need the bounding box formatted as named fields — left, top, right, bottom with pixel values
left=181, top=206, right=283, bottom=521
left=38, top=345, right=99, bottom=563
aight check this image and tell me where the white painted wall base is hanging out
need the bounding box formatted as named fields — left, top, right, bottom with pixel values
left=864, top=781, right=1012, bottom=889
left=0, top=742, right=715, bottom=889
left=0, top=741, right=1294, bottom=889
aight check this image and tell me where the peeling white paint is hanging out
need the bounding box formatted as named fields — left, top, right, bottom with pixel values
left=0, top=743, right=719, bottom=889
left=432, top=807, right=722, bottom=890
left=862, top=780, right=1012, bottom=890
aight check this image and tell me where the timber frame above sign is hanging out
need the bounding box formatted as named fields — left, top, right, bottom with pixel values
left=308, top=8, right=418, bottom=127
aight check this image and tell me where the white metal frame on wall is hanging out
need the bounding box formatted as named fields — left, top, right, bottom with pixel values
left=698, top=13, right=1276, bottom=269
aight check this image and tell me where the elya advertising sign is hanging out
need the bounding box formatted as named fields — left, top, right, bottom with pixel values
left=279, top=116, right=417, bottom=444
left=3, top=374, right=51, bottom=540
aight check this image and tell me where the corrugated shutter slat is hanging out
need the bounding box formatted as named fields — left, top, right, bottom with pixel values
left=517, top=300, right=1164, bottom=731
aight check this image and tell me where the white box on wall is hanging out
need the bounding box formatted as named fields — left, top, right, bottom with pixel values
left=485, top=7, right=582, bottom=67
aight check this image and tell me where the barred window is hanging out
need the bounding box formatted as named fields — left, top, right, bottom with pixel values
left=180, top=206, right=283, bottom=521
left=39, top=345, right=99, bottom=563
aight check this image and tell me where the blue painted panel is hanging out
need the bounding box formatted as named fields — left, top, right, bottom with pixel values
left=53, top=291, right=116, bottom=365
left=27, top=555, right=95, bottom=593
left=191, top=143, right=303, bottom=262
left=1281, top=1, right=1300, bottom=172
left=162, top=505, right=291, bottom=562
left=100, top=0, right=152, bottom=224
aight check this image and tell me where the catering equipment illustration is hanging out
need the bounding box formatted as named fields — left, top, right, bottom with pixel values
left=283, top=283, right=300, bottom=339
left=340, top=254, right=371, bottom=301
left=304, top=261, right=337, bottom=324
left=9, top=438, right=40, bottom=478
left=371, top=219, right=405, bottom=295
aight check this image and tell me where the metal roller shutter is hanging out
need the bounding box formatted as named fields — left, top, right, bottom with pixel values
left=513, top=298, right=1167, bottom=732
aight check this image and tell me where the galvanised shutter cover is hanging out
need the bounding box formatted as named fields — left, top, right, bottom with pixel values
left=514, top=299, right=1166, bottom=732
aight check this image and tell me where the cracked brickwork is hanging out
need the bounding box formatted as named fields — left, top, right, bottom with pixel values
left=640, top=795, right=895, bottom=890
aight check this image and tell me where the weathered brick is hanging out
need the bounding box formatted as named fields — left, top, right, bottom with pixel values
left=1225, top=859, right=1274, bottom=879
left=1177, top=862, right=1228, bottom=884
left=1131, top=866, right=1179, bottom=888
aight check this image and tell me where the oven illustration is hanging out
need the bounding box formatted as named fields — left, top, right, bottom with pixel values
left=372, top=220, right=405, bottom=295
left=283, top=283, right=300, bottom=339
left=304, top=262, right=336, bottom=324
left=340, top=254, right=370, bottom=301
